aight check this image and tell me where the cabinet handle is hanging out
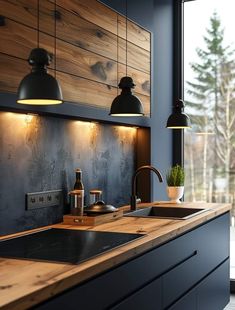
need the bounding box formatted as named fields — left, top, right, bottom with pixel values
left=167, top=250, right=198, bottom=273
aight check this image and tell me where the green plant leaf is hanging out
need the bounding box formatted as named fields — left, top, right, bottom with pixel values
left=166, top=165, right=185, bottom=186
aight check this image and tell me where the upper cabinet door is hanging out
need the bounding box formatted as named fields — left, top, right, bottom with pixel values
left=0, top=0, right=151, bottom=119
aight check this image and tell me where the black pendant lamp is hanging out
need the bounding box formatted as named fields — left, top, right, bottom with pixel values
left=17, top=0, right=63, bottom=105
left=166, top=99, right=191, bottom=129
left=109, top=0, right=144, bottom=117
left=110, top=76, right=144, bottom=116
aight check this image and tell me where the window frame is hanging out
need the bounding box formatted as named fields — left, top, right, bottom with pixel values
left=180, top=0, right=235, bottom=292
left=172, top=0, right=185, bottom=166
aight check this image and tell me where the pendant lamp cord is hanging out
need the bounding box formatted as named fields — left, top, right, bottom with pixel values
left=116, top=13, right=118, bottom=96
left=54, top=0, right=57, bottom=78
left=125, top=0, right=127, bottom=76
left=37, top=0, right=39, bottom=48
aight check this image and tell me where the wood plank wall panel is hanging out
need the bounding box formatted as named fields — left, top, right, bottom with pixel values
left=118, top=64, right=150, bottom=96
left=55, top=0, right=151, bottom=51
left=0, top=54, right=28, bottom=93
left=0, top=0, right=37, bottom=29
left=0, top=0, right=151, bottom=116
left=0, top=53, right=150, bottom=115
left=0, top=19, right=55, bottom=67
left=56, top=0, right=118, bottom=35
left=58, top=71, right=150, bottom=113
left=39, top=2, right=150, bottom=73
left=0, top=19, right=36, bottom=60
left=118, top=15, right=151, bottom=52
left=0, top=20, right=150, bottom=96
left=118, top=40, right=150, bottom=73
left=42, top=1, right=118, bottom=61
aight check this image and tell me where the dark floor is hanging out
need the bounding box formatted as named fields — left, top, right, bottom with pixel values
left=224, top=294, right=235, bottom=310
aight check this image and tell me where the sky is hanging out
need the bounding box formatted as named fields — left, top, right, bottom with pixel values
left=184, top=0, right=235, bottom=85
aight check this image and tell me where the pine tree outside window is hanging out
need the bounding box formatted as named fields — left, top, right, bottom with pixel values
left=184, top=0, right=235, bottom=288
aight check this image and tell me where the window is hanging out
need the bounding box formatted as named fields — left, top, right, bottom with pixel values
left=184, top=0, right=235, bottom=285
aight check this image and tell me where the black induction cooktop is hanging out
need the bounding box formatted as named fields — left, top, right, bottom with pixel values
left=0, top=228, right=143, bottom=264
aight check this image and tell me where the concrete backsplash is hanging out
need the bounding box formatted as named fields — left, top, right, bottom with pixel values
left=0, top=112, right=136, bottom=235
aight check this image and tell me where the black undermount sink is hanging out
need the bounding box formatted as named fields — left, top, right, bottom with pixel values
left=125, top=206, right=208, bottom=220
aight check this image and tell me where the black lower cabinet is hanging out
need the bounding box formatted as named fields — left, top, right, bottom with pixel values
left=169, top=260, right=229, bottom=310
left=197, top=259, right=230, bottom=310
left=168, top=287, right=197, bottom=310
left=34, top=213, right=230, bottom=310
left=111, top=277, right=162, bottom=310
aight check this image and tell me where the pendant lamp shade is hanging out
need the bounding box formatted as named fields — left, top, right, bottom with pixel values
left=109, top=77, right=144, bottom=116
left=166, top=99, right=191, bottom=129
left=17, top=48, right=63, bottom=105
left=109, top=0, right=144, bottom=117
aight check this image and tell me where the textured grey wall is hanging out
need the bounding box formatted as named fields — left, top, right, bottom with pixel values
left=0, top=112, right=136, bottom=235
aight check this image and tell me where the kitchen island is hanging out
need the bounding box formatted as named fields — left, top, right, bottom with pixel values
left=0, top=202, right=231, bottom=310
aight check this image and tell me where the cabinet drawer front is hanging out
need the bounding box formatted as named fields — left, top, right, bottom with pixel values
left=197, top=259, right=230, bottom=310
left=195, top=212, right=229, bottom=276
left=111, top=277, right=162, bottom=310
left=169, top=259, right=230, bottom=310
left=168, top=287, right=197, bottom=310
left=162, top=213, right=229, bottom=307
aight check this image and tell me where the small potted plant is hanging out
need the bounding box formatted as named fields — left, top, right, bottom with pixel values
left=166, top=165, right=185, bottom=203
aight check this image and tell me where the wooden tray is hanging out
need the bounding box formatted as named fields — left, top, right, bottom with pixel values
left=63, top=209, right=123, bottom=226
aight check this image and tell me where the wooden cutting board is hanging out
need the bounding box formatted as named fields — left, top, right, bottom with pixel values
left=63, top=209, right=123, bottom=226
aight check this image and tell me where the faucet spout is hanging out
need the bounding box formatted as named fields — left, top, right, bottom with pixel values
left=130, top=165, right=163, bottom=211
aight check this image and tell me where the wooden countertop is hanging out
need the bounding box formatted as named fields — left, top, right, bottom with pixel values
left=0, top=202, right=231, bottom=310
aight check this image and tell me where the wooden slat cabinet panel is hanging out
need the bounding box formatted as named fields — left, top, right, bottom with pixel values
left=55, top=0, right=151, bottom=51
left=0, top=54, right=28, bottom=93
left=57, top=71, right=117, bottom=109
left=0, top=1, right=150, bottom=71
left=0, top=0, right=150, bottom=52
left=0, top=18, right=36, bottom=60
left=118, top=40, right=150, bottom=73
left=41, top=1, right=118, bottom=61
left=0, top=19, right=150, bottom=96
left=40, top=2, right=150, bottom=73
left=115, top=15, right=151, bottom=51
left=0, top=19, right=55, bottom=67
left=118, top=64, right=150, bottom=96
left=56, top=0, right=118, bottom=37
left=56, top=71, right=150, bottom=112
left=55, top=39, right=150, bottom=94
left=0, top=0, right=37, bottom=29
left=0, top=0, right=151, bottom=115
left=127, top=19, right=151, bottom=52
left=0, top=53, right=151, bottom=113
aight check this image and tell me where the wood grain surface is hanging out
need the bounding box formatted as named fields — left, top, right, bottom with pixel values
left=0, top=52, right=151, bottom=115
left=63, top=209, right=123, bottom=226
left=0, top=17, right=150, bottom=75
left=0, top=0, right=37, bottom=29
left=0, top=0, right=151, bottom=113
left=0, top=202, right=231, bottom=310
left=54, top=0, right=151, bottom=51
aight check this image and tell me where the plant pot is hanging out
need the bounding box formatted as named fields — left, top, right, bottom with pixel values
left=167, top=186, right=184, bottom=204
